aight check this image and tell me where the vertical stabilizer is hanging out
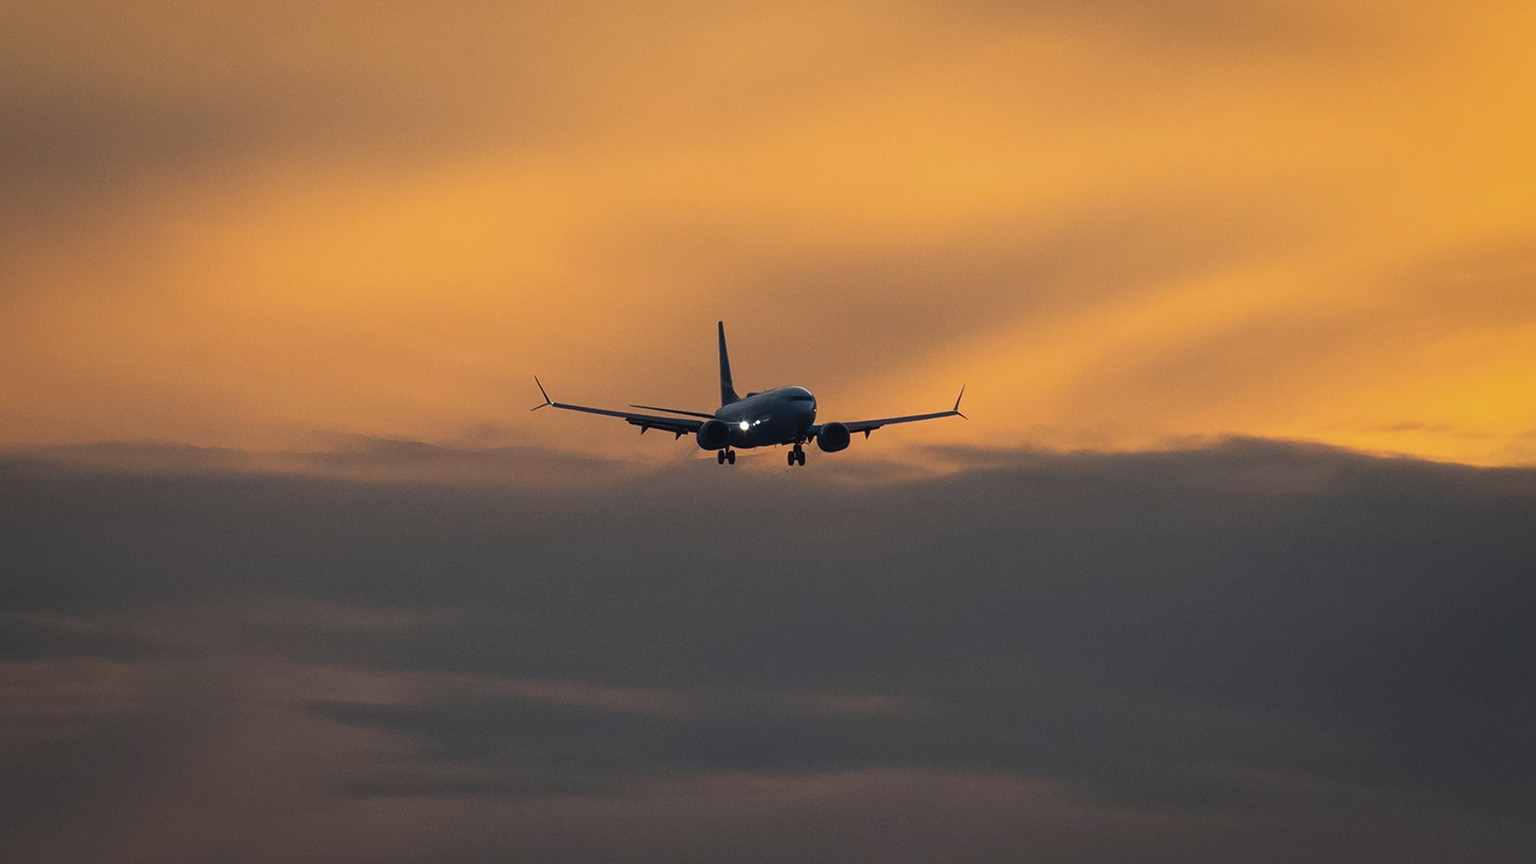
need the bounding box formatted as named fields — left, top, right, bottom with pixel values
left=718, top=321, right=740, bottom=406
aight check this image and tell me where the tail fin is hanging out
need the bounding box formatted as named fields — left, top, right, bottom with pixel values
left=718, top=321, right=740, bottom=406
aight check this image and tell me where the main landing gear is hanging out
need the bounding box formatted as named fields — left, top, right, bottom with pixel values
left=787, top=443, right=806, bottom=467
left=716, top=449, right=736, bottom=465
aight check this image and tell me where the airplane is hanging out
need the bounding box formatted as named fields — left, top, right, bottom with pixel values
left=533, top=322, right=965, bottom=466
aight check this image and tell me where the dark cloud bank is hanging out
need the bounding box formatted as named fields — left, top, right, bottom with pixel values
left=3, top=439, right=1534, bottom=863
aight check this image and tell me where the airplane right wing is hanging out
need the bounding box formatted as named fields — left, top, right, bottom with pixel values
left=531, top=377, right=706, bottom=438
left=814, top=386, right=967, bottom=439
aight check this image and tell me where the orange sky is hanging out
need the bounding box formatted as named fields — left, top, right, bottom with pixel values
left=4, top=0, right=1535, bottom=466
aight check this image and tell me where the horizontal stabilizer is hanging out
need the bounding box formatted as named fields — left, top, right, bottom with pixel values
left=630, top=403, right=717, bottom=420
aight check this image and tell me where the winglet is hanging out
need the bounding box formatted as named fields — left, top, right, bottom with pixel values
left=531, top=376, right=553, bottom=411
left=953, top=385, right=967, bottom=420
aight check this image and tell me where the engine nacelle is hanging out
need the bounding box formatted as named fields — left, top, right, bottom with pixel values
left=816, top=422, right=851, bottom=453
left=696, top=419, right=730, bottom=451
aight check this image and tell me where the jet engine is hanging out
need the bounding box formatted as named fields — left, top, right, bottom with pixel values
left=696, top=419, right=730, bottom=451
left=816, top=422, right=851, bottom=453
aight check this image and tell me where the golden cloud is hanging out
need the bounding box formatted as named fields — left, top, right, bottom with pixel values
left=2, top=1, right=1533, bottom=464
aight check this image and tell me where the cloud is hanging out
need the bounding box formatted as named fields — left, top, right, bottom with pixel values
left=5, top=2, right=1536, bottom=856
left=3, top=0, right=1532, bottom=465
left=3, top=439, right=1535, bottom=861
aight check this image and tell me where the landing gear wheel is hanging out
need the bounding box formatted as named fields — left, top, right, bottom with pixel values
left=726, top=450, right=736, bottom=465
left=717, top=450, right=726, bottom=465
left=797, top=450, right=806, bottom=466
left=788, top=451, right=796, bottom=466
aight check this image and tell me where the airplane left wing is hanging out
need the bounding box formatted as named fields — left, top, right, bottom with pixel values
left=813, top=386, right=967, bottom=439
left=532, top=377, right=705, bottom=438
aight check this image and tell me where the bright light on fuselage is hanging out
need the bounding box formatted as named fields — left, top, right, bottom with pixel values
left=738, top=421, right=749, bottom=431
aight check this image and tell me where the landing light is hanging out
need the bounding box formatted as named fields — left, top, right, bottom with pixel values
left=738, top=421, right=750, bottom=431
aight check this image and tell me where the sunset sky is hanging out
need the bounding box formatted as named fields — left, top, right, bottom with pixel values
left=4, top=0, right=1534, bottom=465
left=4, top=3, right=1536, bottom=863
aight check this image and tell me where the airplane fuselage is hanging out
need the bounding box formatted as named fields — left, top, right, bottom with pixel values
left=714, top=386, right=817, bottom=448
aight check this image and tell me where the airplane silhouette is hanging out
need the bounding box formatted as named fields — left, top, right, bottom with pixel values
left=534, top=322, right=964, bottom=466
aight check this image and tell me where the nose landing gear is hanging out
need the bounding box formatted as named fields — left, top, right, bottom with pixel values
left=717, top=449, right=736, bottom=465
left=788, top=443, right=806, bottom=467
